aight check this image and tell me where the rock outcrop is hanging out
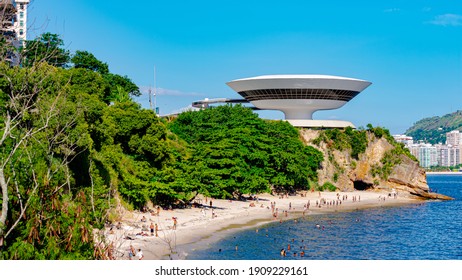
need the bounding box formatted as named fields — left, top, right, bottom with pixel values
left=300, top=129, right=453, bottom=200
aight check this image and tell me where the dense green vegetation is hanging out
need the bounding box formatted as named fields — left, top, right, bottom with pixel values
left=312, top=126, right=367, bottom=160
left=0, top=33, right=325, bottom=259
left=405, top=110, right=462, bottom=144
left=367, top=125, right=418, bottom=180
left=426, top=164, right=462, bottom=172
left=367, top=124, right=417, bottom=162
left=169, top=105, right=324, bottom=197
left=370, top=149, right=403, bottom=180
left=0, top=33, right=157, bottom=259
left=317, top=182, right=337, bottom=192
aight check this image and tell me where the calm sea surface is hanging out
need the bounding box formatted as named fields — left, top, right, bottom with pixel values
left=186, top=174, right=462, bottom=260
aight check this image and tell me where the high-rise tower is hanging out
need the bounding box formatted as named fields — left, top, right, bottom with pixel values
left=13, top=0, right=29, bottom=43
left=0, top=0, right=29, bottom=43
left=1, top=0, right=16, bottom=42
left=446, top=130, right=461, bottom=147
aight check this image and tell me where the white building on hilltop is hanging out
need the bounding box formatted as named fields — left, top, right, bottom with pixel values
left=393, top=134, right=414, bottom=146
left=226, top=75, right=372, bottom=128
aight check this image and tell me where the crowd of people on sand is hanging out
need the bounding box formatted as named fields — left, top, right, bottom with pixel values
left=108, top=196, right=230, bottom=259
left=106, top=190, right=401, bottom=260
left=104, top=203, right=181, bottom=260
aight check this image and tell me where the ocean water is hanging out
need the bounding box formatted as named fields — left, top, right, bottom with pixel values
left=186, top=174, right=462, bottom=260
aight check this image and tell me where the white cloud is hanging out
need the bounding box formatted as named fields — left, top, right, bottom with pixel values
left=138, top=86, right=206, bottom=96
left=168, top=105, right=200, bottom=115
left=428, top=14, right=462, bottom=26
left=384, top=8, right=400, bottom=13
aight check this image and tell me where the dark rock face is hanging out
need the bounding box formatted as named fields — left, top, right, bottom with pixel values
left=353, top=180, right=373, bottom=191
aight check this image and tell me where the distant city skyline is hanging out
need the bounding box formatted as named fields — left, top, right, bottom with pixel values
left=27, top=0, right=462, bottom=134
left=395, top=130, right=462, bottom=168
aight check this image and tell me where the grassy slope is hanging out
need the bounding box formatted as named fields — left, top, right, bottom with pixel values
left=405, top=110, right=462, bottom=144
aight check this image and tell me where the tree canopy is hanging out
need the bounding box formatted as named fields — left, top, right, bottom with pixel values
left=169, top=105, right=324, bottom=198
left=21, top=32, right=70, bottom=67
left=71, top=50, right=109, bottom=74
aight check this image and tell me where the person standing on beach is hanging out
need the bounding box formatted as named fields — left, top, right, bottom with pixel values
left=172, top=217, right=177, bottom=230
left=136, top=248, right=144, bottom=260
left=150, top=222, right=155, bottom=236
left=155, top=223, right=158, bottom=237
left=129, top=245, right=135, bottom=260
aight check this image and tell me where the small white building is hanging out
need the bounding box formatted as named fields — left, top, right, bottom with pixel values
left=393, top=134, right=414, bottom=146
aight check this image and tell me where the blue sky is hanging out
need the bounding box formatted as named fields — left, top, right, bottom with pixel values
left=27, top=0, right=461, bottom=134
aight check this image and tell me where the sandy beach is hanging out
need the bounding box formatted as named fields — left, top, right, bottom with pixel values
left=105, top=190, right=422, bottom=260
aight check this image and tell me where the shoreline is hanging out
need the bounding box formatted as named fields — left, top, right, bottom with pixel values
left=426, top=172, right=462, bottom=175
left=175, top=198, right=422, bottom=260
left=106, top=190, right=425, bottom=260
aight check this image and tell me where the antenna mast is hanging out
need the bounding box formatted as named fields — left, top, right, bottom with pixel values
left=148, top=86, right=152, bottom=110
left=154, top=66, right=157, bottom=115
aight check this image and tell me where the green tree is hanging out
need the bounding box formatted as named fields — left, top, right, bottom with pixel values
left=69, top=50, right=140, bottom=102
left=0, top=62, right=97, bottom=259
left=21, top=33, right=70, bottom=67
left=103, top=73, right=141, bottom=98
left=71, top=50, right=109, bottom=74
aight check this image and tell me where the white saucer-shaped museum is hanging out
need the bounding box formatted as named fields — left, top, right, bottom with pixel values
left=226, top=75, right=371, bottom=128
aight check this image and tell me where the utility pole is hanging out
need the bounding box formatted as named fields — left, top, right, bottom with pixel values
left=154, top=66, right=157, bottom=115
left=148, top=86, right=152, bottom=110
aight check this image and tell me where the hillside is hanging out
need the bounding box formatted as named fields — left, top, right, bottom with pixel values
left=301, top=127, right=451, bottom=200
left=405, top=110, right=462, bottom=144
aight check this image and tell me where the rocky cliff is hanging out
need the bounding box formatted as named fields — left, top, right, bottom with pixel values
left=300, top=129, right=452, bottom=200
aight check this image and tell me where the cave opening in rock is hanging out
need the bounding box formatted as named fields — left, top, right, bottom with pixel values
left=353, top=180, right=373, bottom=191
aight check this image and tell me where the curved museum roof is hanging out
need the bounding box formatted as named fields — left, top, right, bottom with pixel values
left=225, top=74, right=372, bottom=128
left=226, top=74, right=371, bottom=93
